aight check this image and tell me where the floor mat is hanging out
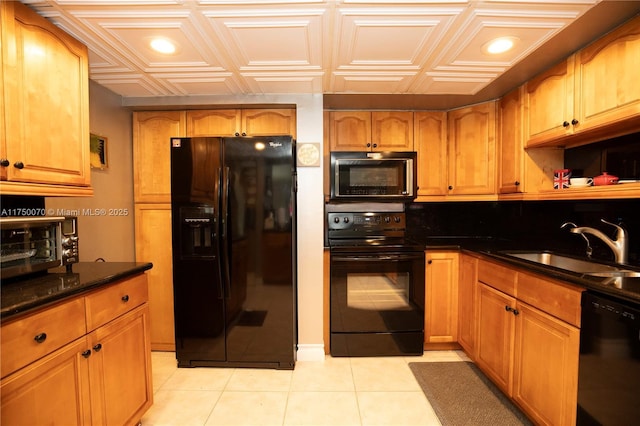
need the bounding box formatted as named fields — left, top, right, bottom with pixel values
left=409, top=361, right=533, bottom=426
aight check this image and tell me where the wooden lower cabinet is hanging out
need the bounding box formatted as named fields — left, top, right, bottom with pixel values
left=0, top=274, right=153, bottom=426
left=88, top=304, right=152, bottom=426
left=474, top=259, right=581, bottom=425
left=134, top=203, right=175, bottom=351
left=476, top=282, right=516, bottom=394
left=512, top=302, right=580, bottom=426
left=424, top=251, right=459, bottom=346
left=457, top=254, right=477, bottom=358
left=0, top=339, right=92, bottom=425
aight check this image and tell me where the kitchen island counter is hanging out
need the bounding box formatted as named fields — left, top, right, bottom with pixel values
left=1, top=262, right=153, bottom=319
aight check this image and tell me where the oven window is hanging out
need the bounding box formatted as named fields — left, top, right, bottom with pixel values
left=347, top=272, right=411, bottom=311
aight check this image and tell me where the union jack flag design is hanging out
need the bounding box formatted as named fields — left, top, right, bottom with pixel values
left=554, top=169, right=571, bottom=189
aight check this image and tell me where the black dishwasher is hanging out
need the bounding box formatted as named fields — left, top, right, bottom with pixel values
left=577, top=291, right=640, bottom=425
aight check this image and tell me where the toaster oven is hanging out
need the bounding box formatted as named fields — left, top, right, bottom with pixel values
left=0, top=216, right=79, bottom=279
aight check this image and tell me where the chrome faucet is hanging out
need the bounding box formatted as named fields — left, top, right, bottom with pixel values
left=560, top=222, right=593, bottom=258
left=562, top=219, right=628, bottom=264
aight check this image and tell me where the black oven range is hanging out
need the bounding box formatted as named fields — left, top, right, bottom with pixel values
left=327, top=206, right=425, bottom=357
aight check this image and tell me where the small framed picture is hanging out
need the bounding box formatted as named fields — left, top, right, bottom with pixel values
left=90, top=133, right=108, bottom=170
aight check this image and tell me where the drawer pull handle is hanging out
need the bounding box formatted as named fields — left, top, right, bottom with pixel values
left=121, top=295, right=130, bottom=302
left=34, top=333, right=47, bottom=344
left=82, top=349, right=92, bottom=358
left=93, top=343, right=103, bottom=352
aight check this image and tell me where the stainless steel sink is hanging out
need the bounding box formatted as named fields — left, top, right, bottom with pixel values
left=500, top=251, right=621, bottom=273
left=584, top=270, right=640, bottom=278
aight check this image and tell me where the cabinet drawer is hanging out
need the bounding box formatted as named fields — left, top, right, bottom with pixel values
left=517, top=272, right=584, bottom=327
left=1, top=298, right=86, bottom=378
left=85, top=274, right=149, bottom=332
left=477, top=260, right=517, bottom=296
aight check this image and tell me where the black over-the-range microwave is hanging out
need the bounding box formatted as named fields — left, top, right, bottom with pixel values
left=330, top=151, right=418, bottom=201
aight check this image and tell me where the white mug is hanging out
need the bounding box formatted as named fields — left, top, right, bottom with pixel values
left=569, top=177, right=593, bottom=187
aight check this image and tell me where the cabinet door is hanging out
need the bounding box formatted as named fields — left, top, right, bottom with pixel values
left=457, top=254, right=477, bottom=358
left=498, top=87, right=524, bottom=194
left=329, top=111, right=372, bottom=151
left=0, top=338, right=92, bottom=426
left=241, top=109, right=296, bottom=137
left=133, top=111, right=186, bottom=203
left=512, top=302, right=579, bottom=426
left=3, top=1, right=90, bottom=187
left=415, top=111, right=447, bottom=196
left=447, top=102, right=497, bottom=195
left=88, top=304, right=153, bottom=426
left=134, top=204, right=175, bottom=351
left=371, top=111, right=414, bottom=151
left=524, top=58, right=575, bottom=147
left=574, top=15, right=640, bottom=132
left=186, top=109, right=240, bottom=136
left=424, top=252, right=459, bottom=344
left=475, top=283, right=515, bottom=395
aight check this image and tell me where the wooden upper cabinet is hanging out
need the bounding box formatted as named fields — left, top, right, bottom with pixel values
left=523, top=58, right=575, bottom=147
left=499, top=88, right=524, bottom=194
left=133, top=111, right=186, bottom=203
left=525, top=15, right=640, bottom=148
left=186, top=109, right=296, bottom=138
left=447, top=101, right=497, bottom=195
left=242, top=109, right=296, bottom=137
left=186, top=109, right=240, bottom=136
left=371, top=111, right=414, bottom=151
left=329, top=111, right=372, bottom=151
left=329, top=111, right=413, bottom=151
left=1, top=1, right=90, bottom=189
left=415, top=111, right=447, bottom=196
left=574, top=15, right=640, bottom=133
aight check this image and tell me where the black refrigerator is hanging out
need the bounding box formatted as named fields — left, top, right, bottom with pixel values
left=170, top=136, right=297, bottom=369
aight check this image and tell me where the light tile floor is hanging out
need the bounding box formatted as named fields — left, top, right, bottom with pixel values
left=142, top=350, right=471, bottom=426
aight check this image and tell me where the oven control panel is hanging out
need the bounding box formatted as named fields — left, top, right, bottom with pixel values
left=327, top=212, right=405, bottom=231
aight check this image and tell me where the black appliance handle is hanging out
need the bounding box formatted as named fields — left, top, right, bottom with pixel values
left=331, top=253, right=424, bottom=262
left=214, top=167, right=224, bottom=300
left=220, top=166, right=232, bottom=298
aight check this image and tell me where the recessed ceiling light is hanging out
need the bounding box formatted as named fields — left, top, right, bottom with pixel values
left=150, top=38, right=177, bottom=54
left=483, top=37, right=519, bottom=55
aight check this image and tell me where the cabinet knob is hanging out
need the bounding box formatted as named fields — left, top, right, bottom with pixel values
left=93, top=343, right=103, bottom=352
left=241, top=132, right=246, bottom=136
left=235, top=132, right=240, bottom=137
left=14, top=161, right=24, bottom=169
left=505, top=305, right=512, bottom=312
left=448, top=185, right=453, bottom=190
left=427, top=260, right=432, bottom=264
left=121, top=295, right=130, bottom=303
left=562, top=121, right=570, bottom=127
left=34, top=333, right=47, bottom=344
left=372, top=143, right=377, bottom=148
left=514, top=181, right=520, bottom=186
left=366, top=143, right=371, bottom=148
left=0, top=159, right=9, bottom=167
left=513, top=309, right=520, bottom=316
left=82, top=349, right=92, bottom=358
left=571, top=119, right=579, bottom=125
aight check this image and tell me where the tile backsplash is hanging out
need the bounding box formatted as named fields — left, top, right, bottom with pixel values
left=407, top=199, right=640, bottom=265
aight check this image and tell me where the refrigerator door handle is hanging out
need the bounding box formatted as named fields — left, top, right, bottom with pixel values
left=221, top=166, right=232, bottom=298
left=214, top=167, right=224, bottom=300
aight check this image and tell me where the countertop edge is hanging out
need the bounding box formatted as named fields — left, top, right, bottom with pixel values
left=1, top=262, right=153, bottom=320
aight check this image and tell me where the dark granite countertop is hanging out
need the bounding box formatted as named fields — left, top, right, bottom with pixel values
left=419, top=237, right=640, bottom=305
left=1, top=262, right=153, bottom=320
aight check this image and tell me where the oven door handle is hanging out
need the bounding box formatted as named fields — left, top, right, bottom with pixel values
left=331, top=254, right=423, bottom=262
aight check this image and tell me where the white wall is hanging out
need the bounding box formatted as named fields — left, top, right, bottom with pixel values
left=46, top=81, right=135, bottom=262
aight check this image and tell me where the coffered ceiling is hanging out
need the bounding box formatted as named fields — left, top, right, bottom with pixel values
left=23, top=0, right=640, bottom=107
